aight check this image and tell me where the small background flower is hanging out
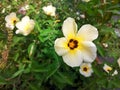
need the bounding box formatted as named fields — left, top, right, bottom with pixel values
left=79, top=63, right=93, bottom=77
left=103, top=64, right=112, bottom=73
left=15, top=16, right=35, bottom=36
left=42, top=5, right=56, bottom=16
left=5, top=12, right=19, bottom=30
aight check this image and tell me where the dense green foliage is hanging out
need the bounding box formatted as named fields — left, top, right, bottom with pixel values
left=0, top=0, right=120, bottom=90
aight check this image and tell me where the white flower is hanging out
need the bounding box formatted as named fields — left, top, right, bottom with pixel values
left=79, top=63, right=93, bottom=77
left=54, top=17, right=98, bottom=67
left=15, top=16, right=35, bottom=36
left=42, top=5, right=56, bottom=16
left=112, top=70, right=118, bottom=76
left=117, top=57, right=120, bottom=67
left=103, top=64, right=112, bottom=73
left=82, top=0, right=90, bottom=2
left=5, top=12, right=19, bottom=30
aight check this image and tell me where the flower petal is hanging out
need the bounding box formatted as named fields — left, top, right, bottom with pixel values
left=5, top=12, right=16, bottom=22
left=81, top=41, right=97, bottom=63
left=21, top=16, right=30, bottom=22
left=6, top=23, right=14, bottom=30
left=54, top=37, right=69, bottom=56
left=77, top=24, right=98, bottom=41
left=62, top=50, right=83, bottom=67
left=15, top=16, right=35, bottom=36
left=62, top=17, right=77, bottom=38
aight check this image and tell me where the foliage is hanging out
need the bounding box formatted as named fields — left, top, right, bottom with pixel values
left=0, top=0, right=120, bottom=90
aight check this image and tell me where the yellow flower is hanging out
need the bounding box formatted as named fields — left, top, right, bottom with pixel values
left=54, top=17, right=98, bottom=67
left=42, top=5, right=56, bottom=16
left=15, top=16, right=35, bottom=36
left=79, top=63, right=93, bottom=77
left=5, top=12, right=19, bottom=30
left=103, top=64, right=112, bottom=73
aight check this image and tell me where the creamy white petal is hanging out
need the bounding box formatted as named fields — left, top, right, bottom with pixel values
left=80, top=69, right=92, bottom=77
left=54, top=37, right=69, bottom=56
left=16, top=21, right=24, bottom=30
left=15, top=29, right=22, bottom=34
left=21, top=16, right=30, bottom=22
left=81, top=41, right=97, bottom=63
left=62, top=17, right=77, bottom=38
left=6, top=23, right=14, bottom=30
left=117, top=57, right=120, bottom=67
left=62, top=50, right=83, bottom=67
left=77, top=24, right=98, bottom=41
left=82, top=0, right=90, bottom=2
left=5, top=12, right=16, bottom=22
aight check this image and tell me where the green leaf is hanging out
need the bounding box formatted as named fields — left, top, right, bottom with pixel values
left=98, top=9, right=104, bottom=17
left=92, top=65, right=103, bottom=77
left=111, top=79, right=120, bottom=88
left=11, top=36, right=25, bottom=47
left=44, top=51, right=60, bottom=81
left=28, top=42, right=36, bottom=57
left=0, top=76, right=6, bottom=84
left=14, top=53, right=19, bottom=61
left=54, top=71, right=74, bottom=85
left=96, top=42, right=105, bottom=57
left=28, top=82, right=38, bottom=90
left=10, top=69, right=24, bottom=79
left=10, top=64, right=25, bottom=79
left=106, top=10, right=120, bottom=14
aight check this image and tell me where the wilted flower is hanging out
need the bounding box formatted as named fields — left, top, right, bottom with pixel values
left=54, top=17, right=98, bottom=67
left=16, top=16, right=35, bottom=36
left=103, top=64, right=112, bottom=73
left=82, top=0, right=90, bottom=2
left=42, top=5, right=56, bottom=16
left=18, top=5, right=30, bottom=15
left=79, top=63, right=93, bottom=77
left=5, top=12, right=19, bottom=30
left=112, top=70, right=118, bottom=76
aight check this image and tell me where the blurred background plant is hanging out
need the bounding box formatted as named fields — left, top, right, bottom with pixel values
left=0, top=0, right=120, bottom=90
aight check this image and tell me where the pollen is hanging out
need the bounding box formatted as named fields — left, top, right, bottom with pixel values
left=83, top=67, right=88, bottom=72
left=68, top=39, right=78, bottom=50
